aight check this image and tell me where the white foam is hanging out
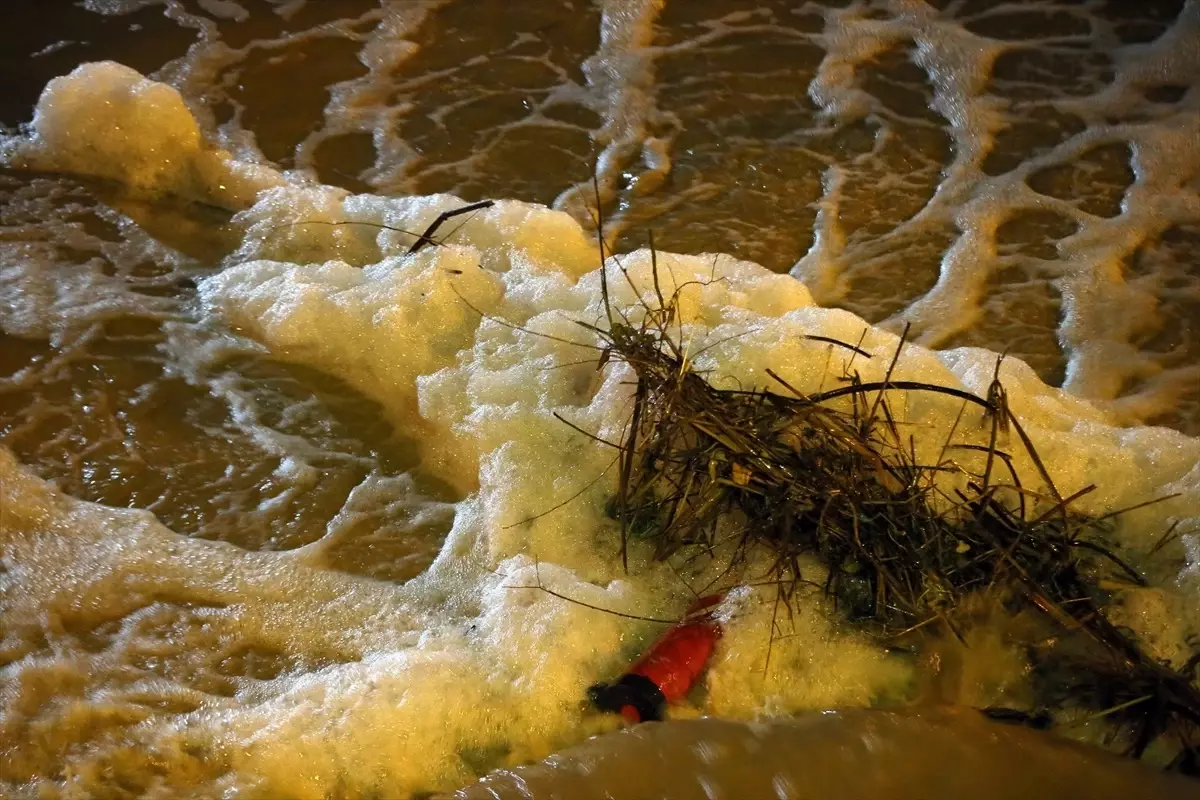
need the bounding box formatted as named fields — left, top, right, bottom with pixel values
left=143, top=167, right=1200, bottom=793
left=1, top=9, right=1199, bottom=795
left=0, top=62, right=281, bottom=210
left=2, top=85, right=1199, bottom=791
left=797, top=1, right=1200, bottom=422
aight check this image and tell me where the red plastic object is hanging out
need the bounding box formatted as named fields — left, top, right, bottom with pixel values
left=589, top=593, right=726, bottom=723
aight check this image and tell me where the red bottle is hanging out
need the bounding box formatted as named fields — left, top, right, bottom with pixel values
left=589, top=594, right=725, bottom=723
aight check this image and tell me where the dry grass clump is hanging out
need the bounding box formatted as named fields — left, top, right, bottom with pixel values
left=576, top=239, right=1199, bottom=772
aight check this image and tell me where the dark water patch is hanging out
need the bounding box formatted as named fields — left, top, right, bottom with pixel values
left=383, top=0, right=601, bottom=203
left=635, top=8, right=828, bottom=268
left=198, top=0, right=379, bottom=51
left=982, top=106, right=1086, bottom=177
left=839, top=224, right=959, bottom=323
left=1143, top=84, right=1188, bottom=104
left=1099, top=0, right=1186, bottom=44
left=995, top=209, right=1078, bottom=260
left=945, top=264, right=1067, bottom=387
left=836, top=42, right=952, bottom=245
left=313, top=131, right=377, bottom=194
left=0, top=3, right=197, bottom=126
left=859, top=44, right=945, bottom=124
left=612, top=145, right=824, bottom=272
left=989, top=46, right=1113, bottom=102
left=231, top=35, right=370, bottom=168
left=964, top=8, right=1091, bottom=41
left=1123, top=223, right=1200, bottom=433
left=654, top=0, right=825, bottom=47
left=1027, top=141, right=1133, bottom=218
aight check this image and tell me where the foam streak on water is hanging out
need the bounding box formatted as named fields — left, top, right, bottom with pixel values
left=0, top=2, right=1197, bottom=798
left=22, top=0, right=1190, bottom=432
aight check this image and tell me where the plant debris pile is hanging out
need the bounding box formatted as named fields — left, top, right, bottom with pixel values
left=583, top=248, right=1200, bottom=771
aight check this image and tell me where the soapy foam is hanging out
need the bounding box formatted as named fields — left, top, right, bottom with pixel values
left=1, top=61, right=281, bottom=210
left=3, top=80, right=1200, bottom=794
left=0, top=2, right=1198, bottom=797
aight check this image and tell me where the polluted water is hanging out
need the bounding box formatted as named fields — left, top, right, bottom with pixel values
left=0, top=1, right=1198, bottom=798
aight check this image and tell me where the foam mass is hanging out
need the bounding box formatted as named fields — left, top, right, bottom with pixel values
left=0, top=62, right=280, bottom=209
left=0, top=62, right=1198, bottom=798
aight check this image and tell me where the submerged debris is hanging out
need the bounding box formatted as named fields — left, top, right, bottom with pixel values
left=568, top=236, right=1200, bottom=771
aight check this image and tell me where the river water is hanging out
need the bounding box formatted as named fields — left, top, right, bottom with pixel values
left=0, top=1, right=1198, bottom=798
